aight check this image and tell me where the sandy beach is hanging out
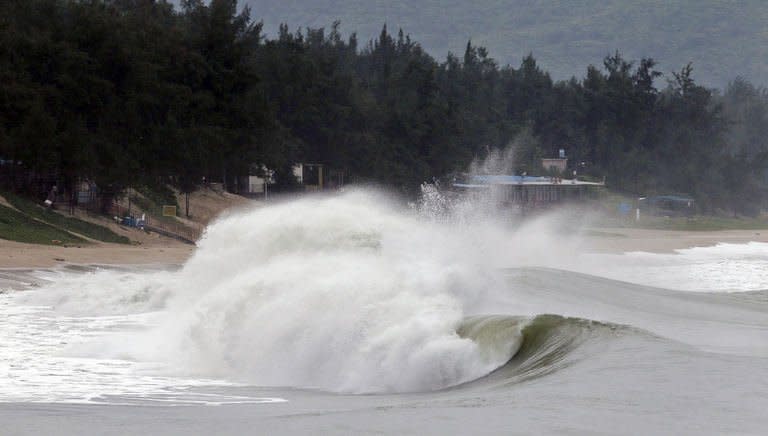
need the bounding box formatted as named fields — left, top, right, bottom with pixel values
left=0, top=187, right=253, bottom=269
left=0, top=226, right=766, bottom=270
left=0, top=239, right=194, bottom=269
left=581, top=227, right=768, bottom=253
left=1, top=194, right=767, bottom=436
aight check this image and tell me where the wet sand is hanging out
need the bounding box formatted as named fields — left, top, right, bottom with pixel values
left=0, top=240, right=194, bottom=269
left=581, top=227, right=768, bottom=253
left=0, top=227, right=766, bottom=270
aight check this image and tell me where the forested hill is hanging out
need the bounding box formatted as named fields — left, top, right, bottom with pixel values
left=1, top=0, right=767, bottom=216
left=244, top=0, right=768, bottom=88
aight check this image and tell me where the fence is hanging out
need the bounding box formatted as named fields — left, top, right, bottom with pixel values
left=143, top=214, right=202, bottom=244
left=1, top=165, right=203, bottom=244
left=108, top=200, right=202, bottom=244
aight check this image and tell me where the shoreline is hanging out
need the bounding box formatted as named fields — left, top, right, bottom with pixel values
left=0, top=240, right=194, bottom=269
left=579, top=227, right=768, bottom=253
left=1, top=227, right=766, bottom=270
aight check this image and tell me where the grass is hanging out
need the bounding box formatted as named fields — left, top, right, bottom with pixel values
left=597, top=213, right=768, bottom=231
left=594, top=190, right=768, bottom=231
left=2, top=192, right=131, bottom=244
left=0, top=203, right=84, bottom=245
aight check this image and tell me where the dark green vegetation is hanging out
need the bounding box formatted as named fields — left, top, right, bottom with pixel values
left=1, top=0, right=767, bottom=216
left=0, top=203, right=84, bottom=245
left=246, top=0, right=768, bottom=89
left=2, top=192, right=130, bottom=243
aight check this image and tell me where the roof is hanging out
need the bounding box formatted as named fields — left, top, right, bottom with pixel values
left=643, top=195, right=695, bottom=204
left=453, top=174, right=604, bottom=188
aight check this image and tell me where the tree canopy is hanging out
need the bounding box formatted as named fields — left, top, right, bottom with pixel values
left=1, top=0, right=766, bottom=215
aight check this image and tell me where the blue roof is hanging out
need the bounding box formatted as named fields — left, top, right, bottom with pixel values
left=470, top=175, right=552, bottom=184
left=451, top=174, right=604, bottom=188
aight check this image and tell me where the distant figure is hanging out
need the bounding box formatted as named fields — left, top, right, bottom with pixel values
left=44, top=185, right=57, bottom=207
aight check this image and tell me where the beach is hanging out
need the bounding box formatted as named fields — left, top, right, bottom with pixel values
left=580, top=227, right=768, bottom=253
left=1, top=193, right=767, bottom=435
left=0, top=239, right=194, bottom=269
left=1, top=226, right=766, bottom=270
left=0, top=186, right=252, bottom=269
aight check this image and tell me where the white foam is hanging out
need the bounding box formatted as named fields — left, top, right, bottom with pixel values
left=1, top=190, right=522, bottom=399
left=3, top=188, right=762, bottom=402
left=145, top=190, right=514, bottom=393
left=0, top=294, right=285, bottom=404
left=582, top=242, right=768, bottom=292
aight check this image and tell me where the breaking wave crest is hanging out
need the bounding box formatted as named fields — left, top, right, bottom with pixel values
left=461, top=314, right=626, bottom=389
left=141, top=190, right=516, bottom=393
left=10, top=190, right=633, bottom=395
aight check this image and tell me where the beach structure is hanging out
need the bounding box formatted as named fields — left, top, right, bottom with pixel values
left=293, top=163, right=324, bottom=191
left=452, top=174, right=604, bottom=208
left=541, top=158, right=568, bottom=174
left=235, top=163, right=346, bottom=197
left=541, top=148, right=568, bottom=174
left=292, top=163, right=346, bottom=191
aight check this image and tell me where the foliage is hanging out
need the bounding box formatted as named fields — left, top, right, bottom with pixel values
left=244, top=0, right=768, bottom=88
left=0, top=0, right=766, bottom=214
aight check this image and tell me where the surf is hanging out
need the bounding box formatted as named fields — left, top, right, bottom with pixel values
left=4, top=188, right=768, bottom=402
left=138, top=190, right=520, bottom=393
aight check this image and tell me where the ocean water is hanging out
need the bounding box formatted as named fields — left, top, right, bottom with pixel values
left=1, top=190, right=767, bottom=435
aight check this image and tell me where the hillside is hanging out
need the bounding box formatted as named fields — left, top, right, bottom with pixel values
left=243, top=0, right=768, bottom=88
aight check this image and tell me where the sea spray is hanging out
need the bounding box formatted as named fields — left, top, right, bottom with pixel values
left=146, top=190, right=516, bottom=393
left=12, top=267, right=178, bottom=315
left=11, top=188, right=588, bottom=394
